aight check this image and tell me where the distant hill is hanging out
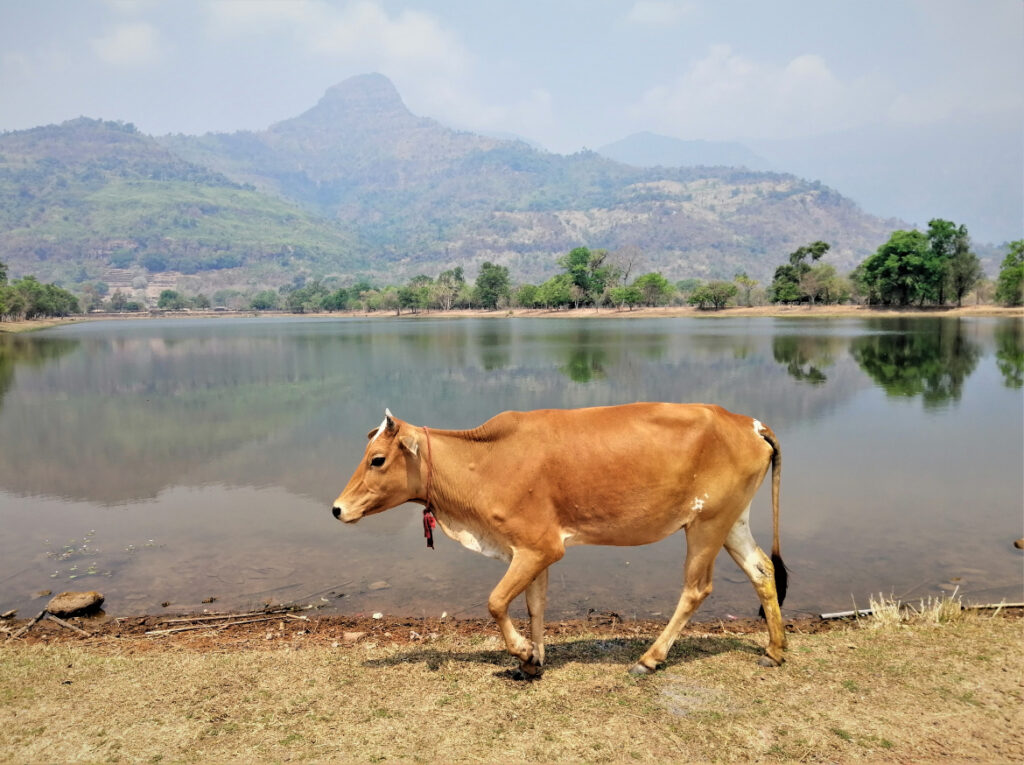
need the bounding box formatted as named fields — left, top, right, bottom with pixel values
left=0, top=117, right=371, bottom=295
left=2, top=74, right=906, bottom=298
left=597, top=132, right=770, bottom=171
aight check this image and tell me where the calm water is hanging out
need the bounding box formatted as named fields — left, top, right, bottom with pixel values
left=1, top=316, right=1021, bottom=621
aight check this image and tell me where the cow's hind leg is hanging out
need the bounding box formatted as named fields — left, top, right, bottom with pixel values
left=630, top=524, right=722, bottom=675
left=488, top=548, right=560, bottom=677
left=525, top=567, right=549, bottom=671
left=723, top=505, right=787, bottom=666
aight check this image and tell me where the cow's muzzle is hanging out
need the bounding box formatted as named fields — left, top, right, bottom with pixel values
left=332, top=503, right=360, bottom=523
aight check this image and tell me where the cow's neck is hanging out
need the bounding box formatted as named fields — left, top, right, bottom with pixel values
left=417, top=425, right=492, bottom=523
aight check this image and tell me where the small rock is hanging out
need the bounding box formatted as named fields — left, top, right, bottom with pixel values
left=1, top=609, right=16, bottom=619
left=372, top=612, right=383, bottom=619
left=34, top=590, right=52, bottom=598
left=343, top=631, right=366, bottom=643
left=368, top=581, right=390, bottom=591
left=1014, top=538, right=1024, bottom=550
left=47, top=590, right=104, bottom=617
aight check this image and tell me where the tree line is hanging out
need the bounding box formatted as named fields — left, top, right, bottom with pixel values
left=3, top=219, right=1021, bottom=322
left=0, top=260, right=80, bottom=321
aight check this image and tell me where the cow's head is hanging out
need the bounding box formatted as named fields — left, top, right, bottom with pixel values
left=332, top=409, right=423, bottom=523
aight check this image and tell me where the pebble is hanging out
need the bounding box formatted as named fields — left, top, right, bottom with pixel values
left=372, top=612, right=383, bottom=619
left=343, top=631, right=366, bottom=643
left=368, top=581, right=391, bottom=591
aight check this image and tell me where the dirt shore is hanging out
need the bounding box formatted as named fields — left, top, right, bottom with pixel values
left=2, top=302, right=1021, bottom=334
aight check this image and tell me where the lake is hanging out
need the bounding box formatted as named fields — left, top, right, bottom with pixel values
left=1, top=315, right=1021, bottom=622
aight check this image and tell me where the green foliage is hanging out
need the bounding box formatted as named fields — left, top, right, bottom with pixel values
left=770, top=241, right=830, bottom=303
left=249, top=290, right=280, bottom=310
left=857, top=230, right=932, bottom=306
left=157, top=289, right=187, bottom=310
left=632, top=272, right=672, bottom=306
left=556, top=247, right=620, bottom=305
left=689, top=281, right=738, bottom=310
left=0, top=275, right=80, bottom=320
left=475, top=262, right=511, bottom=309
left=609, top=284, right=642, bottom=310
left=995, top=240, right=1024, bottom=307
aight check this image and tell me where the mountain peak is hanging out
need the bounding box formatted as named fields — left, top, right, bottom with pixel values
left=313, top=73, right=409, bottom=119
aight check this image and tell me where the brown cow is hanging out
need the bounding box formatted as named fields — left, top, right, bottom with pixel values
left=332, top=402, right=787, bottom=676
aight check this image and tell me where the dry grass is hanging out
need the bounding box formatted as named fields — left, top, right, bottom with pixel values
left=2, top=608, right=1022, bottom=762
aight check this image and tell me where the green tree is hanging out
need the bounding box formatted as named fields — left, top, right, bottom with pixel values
left=475, top=262, right=511, bottom=309
left=0, top=258, right=7, bottom=285
left=995, top=240, right=1024, bottom=307
left=689, top=281, right=738, bottom=309
left=514, top=284, right=540, bottom=308
left=946, top=234, right=982, bottom=307
left=557, top=247, right=619, bottom=305
left=770, top=241, right=830, bottom=303
left=633, top=272, right=672, bottom=306
left=157, top=289, right=187, bottom=309
left=537, top=274, right=572, bottom=308
left=858, top=230, right=931, bottom=306
left=734, top=272, right=758, bottom=306
left=609, top=284, right=642, bottom=310
left=249, top=290, right=279, bottom=310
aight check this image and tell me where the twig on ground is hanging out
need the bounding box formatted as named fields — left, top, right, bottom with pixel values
left=45, top=613, right=90, bottom=636
left=6, top=610, right=46, bottom=640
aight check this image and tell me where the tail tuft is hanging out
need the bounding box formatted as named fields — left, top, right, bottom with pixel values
left=758, top=553, right=789, bottom=619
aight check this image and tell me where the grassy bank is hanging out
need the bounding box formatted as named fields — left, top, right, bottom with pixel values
left=1, top=605, right=1021, bottom=762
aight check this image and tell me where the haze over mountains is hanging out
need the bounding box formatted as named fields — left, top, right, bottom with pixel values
left=3, top=73, right=914, bottom=295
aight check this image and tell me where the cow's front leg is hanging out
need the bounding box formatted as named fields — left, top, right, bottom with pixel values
left=488, top=550, right=559, bottom=677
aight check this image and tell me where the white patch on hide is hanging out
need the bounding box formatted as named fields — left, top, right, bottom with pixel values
left=753, top=419, right=764, bottom=436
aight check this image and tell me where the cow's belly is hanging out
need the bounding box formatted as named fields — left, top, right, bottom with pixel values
left=435, top=514, right=512, bottom=562
left=560, top=493, right=717, bottom=547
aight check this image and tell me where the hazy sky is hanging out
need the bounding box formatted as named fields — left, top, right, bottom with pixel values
left=1, top=1, right=1021, bottom=239
left=1, top=0, right=1019, bottom=148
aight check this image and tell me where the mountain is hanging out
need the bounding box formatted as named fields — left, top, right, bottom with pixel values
left=597, top=132, right=770, bottom=171
left=0, top=117, right=371, bottom=296
left=2, top=74, right=906, bottom=298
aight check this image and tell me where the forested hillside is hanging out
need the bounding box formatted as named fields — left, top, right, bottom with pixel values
left=1, top=74, right=903, bottom=300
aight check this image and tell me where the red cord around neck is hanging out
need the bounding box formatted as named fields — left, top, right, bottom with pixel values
left=422, top=426, right=436, bottom=549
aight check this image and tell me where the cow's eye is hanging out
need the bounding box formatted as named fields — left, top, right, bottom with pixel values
left=370, top=456, right=386, bottom=468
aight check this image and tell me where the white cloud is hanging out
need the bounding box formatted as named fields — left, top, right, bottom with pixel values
left=626, top=1, right=696, bottom=26
left=207, top=1, right=465, bottom=74
left=90, top=21, right=161, bottom=66
left=630, top=45, right=891, bottom=140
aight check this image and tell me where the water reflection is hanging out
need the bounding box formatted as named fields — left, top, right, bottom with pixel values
left=0, top=335, right=79, bottom=409
left=849, top=319, right=982, bottom=407
left=994, top=321, right=1023, bottom=389
left=772, top=335, right=844, bottom=385
left=0, top=317, right=1020, bottom=621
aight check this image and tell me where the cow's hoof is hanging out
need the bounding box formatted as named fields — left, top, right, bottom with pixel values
left=628, top=662, right=655, bottom=676
left=518, top=658, right=543, bottom=679
left=757, top=654, right=782, bottom=667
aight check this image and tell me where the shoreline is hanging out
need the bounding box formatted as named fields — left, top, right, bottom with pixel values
left=3, top=302, right=1021, bottom=334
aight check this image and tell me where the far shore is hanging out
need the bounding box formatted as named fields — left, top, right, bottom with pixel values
left=2, top=302, right=1021, bottom=334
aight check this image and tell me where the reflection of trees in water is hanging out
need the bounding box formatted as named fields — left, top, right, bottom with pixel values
left=849, top=319, right=981, bottom=407
left=994, top=320, right=1023, bottom=389
left=772, top=335, right=844, bottom=385
left=0, top=335, right=79, bottom=409
left=561, top=347, right=607, bottom=383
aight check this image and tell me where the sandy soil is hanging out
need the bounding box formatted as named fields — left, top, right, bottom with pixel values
left=3, top=303, right=1021, bottom=334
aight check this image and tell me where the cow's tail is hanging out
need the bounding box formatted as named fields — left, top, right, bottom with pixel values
left=758, top=425, right=788, bottom=617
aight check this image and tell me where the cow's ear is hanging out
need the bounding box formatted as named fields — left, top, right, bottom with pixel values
left=399, top=435, right=419, bottom=456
